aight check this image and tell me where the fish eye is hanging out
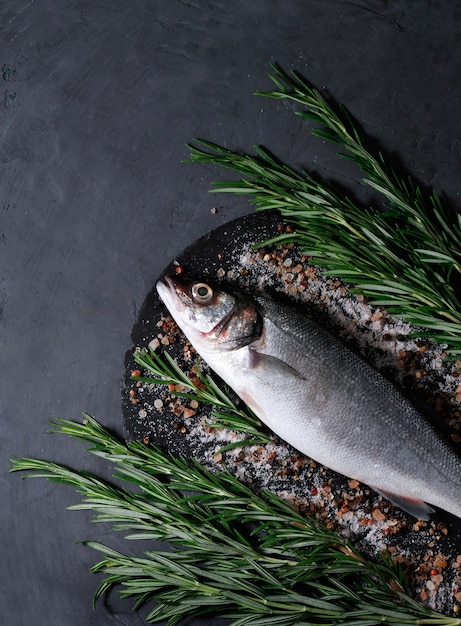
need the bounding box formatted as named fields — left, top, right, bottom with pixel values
left=191, top=282, right=213, bottom=302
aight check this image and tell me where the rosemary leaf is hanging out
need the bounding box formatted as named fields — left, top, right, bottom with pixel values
left=133, top=347, right=272, bottom=443
left=9, top=416, right=461, bottom=624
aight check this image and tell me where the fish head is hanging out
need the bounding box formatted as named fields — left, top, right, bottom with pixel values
left=156, top=276, right=263, bottom=351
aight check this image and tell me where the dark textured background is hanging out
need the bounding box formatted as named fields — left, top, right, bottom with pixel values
left=2, top=1, right=461, bottom=624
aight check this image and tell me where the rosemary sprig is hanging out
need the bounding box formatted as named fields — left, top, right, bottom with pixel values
left=133, top=347, right=272, bottom=444
left=258, top=65, right=461, bottom=270
left=187, top=64, right=461, bottom=354
left=10, top=415, right=461, bottom=625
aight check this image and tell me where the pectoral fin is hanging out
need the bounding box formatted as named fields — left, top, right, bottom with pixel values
left=372, top=487, right=434, bottom=520
left=249, top=348, right=306, bottom=380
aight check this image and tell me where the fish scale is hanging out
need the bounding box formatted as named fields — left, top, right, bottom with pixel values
left=157, top=276, right=461, bottom=520
left=251, top=299, right=458, bottom=511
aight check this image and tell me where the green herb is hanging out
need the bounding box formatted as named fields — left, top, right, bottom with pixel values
left=133, top=347, right=271, bottom=446
left=188, top=64, right=461, bottom=355
left=10, top=415, right=461, bottom=625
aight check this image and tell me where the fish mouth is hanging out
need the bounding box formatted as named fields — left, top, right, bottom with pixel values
left=157, top=275, right=241, bottom=342
left=156, top=274, right=235, bottom=332
left=156, top=275, right=188, bottom=312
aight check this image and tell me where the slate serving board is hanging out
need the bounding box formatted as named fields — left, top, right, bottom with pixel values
left=122, top=212, right=461, bottom=616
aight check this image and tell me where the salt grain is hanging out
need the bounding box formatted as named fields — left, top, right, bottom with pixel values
left=148, top=338, right=160, bottom=351
left=372, top=508, right=386, bottom=522
left=371, top=310, right=384, bottom=322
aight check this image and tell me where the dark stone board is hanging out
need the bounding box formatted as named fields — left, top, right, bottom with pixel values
left=122, top=211, right=461, bottom=617
left=3, top=1, right=461, bottom=625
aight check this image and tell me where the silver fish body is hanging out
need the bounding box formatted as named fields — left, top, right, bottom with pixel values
left=156, top=276, right=461, bottom=520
